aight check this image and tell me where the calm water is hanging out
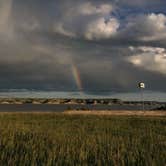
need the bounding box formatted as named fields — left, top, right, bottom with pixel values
left=0, top=90, right=165, bottom=102
left=0, top=104, right=157, bottom=112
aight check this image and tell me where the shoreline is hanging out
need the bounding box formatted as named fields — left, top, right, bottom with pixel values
left=0, top=110, right=165, bottom=116
left=64, top=110, right=166, bottom=116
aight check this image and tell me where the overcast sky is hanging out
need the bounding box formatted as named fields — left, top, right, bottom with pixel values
left=0, top=0, right=166, bottom=92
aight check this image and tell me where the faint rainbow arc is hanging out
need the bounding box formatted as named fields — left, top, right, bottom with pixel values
left=71, top=63, right=83, bottom=91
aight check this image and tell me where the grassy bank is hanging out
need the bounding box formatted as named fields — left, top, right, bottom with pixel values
left=0, top=113, right=165, bottom=165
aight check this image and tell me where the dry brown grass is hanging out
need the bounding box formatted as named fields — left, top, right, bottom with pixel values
left=0, top=110, right=165, bottom=117
left=64, top=110, right=166, bottom=116
left=0, top=112, right=165, bottom=165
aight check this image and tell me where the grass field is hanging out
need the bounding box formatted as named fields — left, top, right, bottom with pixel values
left=0, top=113, right=165, bottom=166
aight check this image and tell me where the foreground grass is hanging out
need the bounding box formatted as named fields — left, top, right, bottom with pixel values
left=0, top=113, right=165, bottom=166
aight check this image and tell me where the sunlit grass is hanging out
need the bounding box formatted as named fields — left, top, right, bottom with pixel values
left=0, top=113, right=165, bottom=165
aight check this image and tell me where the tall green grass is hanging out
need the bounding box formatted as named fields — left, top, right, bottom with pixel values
left=0, top=113, right=165, bottom=166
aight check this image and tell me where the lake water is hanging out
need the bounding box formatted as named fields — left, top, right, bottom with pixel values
left=0, top=90, right=165, bottom=102
left=0, top=104, right=157, bottom=112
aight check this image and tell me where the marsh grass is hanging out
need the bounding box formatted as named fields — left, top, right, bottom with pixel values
left=0, top=113, right=165, bottom=166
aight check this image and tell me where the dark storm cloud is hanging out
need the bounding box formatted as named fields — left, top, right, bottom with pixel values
left=0, top=0, right=166, bottom=92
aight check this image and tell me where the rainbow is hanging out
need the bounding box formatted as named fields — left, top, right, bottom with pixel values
left=71, top=63, right=83, bottom=91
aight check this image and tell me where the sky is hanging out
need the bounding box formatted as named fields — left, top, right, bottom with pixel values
left=0, top=0, right=166, bottom=93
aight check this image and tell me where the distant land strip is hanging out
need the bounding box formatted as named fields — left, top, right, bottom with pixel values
left=0, top=98, right=165, bottom=105
left=0, top=110, right=165, bottom=116
left=0, top=98, right=165, bottom=111
left=64, top=111, right=166, bottom=116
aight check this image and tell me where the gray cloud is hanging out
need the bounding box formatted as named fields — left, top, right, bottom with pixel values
left=120, top=13, right=166, bottom=42
left=0, top=0, right=166, bottom=92
left=127, top=46, right=166, bottom=75
left=53, top=2, right=120, bottom=40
